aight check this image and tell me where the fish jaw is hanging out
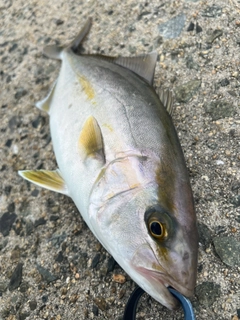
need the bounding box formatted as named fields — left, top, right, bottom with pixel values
left=134, top=267, right=181, bottom=310
left=129, top=240, right=196, bottom=310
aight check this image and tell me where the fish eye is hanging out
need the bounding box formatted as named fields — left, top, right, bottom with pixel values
left=149, top=220, right=166, bottom=239
left=150, top=221, right=162, bottom=236
left=145, top=206, right=171, bottom=240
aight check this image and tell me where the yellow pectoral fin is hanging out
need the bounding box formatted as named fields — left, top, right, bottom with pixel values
left=78, top=116, right=105, bottom=164
left=18, top=169, right=69, bottom=195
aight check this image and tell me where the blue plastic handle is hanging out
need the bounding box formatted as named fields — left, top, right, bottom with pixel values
left=123, top=286, right=196, bottom=320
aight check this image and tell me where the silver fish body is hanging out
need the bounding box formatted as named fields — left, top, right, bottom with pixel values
left=19, top=20, right=198, bottom=310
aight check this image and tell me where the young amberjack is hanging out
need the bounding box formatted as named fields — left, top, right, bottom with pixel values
left=19, top=20, right=198, bottom=310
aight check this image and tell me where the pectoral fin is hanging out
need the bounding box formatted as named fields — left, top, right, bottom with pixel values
left=78, top=116, right=105, bottom=164
left=18, top=169, right=69, bottom=195
left=35, top=80, right=57, bottom=113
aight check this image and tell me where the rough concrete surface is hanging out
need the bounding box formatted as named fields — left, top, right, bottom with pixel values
left=0, top=0, right=240, bottom=319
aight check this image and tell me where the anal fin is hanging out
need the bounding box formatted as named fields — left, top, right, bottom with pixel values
left=18, top=169, right=69, bottom=195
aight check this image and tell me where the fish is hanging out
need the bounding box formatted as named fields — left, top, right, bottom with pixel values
left=18, top=19, right=198, bottom=310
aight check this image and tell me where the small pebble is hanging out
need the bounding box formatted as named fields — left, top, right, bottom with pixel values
left=69, top=294, right=79, bottom=303
left=75, top=273, right=80, bottom=279
left=0, top=212, right=17, bottom=236
left=112, top=274, right=126, bottom=284
left=93, top=296, right=107, bottom=311
left=187, top=21, right=195, bottom=32
left=37, top=264, right=58, bottom=283
left=9, top=262, right=23, bottom=291
left=225, top=150, right=231, bottom=156
left=91, top=253, right=101, bottom=268
left=29, top=300, right=37, bottom=311
left=118, top=288, right=126, bottom=299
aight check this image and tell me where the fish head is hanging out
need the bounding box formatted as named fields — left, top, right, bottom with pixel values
left=129, top=203, right=198, bottom=310
left=89, top=157, right=198, bottom=310
left=90, top=185, right=198, bottom=310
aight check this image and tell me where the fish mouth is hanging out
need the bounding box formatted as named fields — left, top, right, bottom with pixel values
left=150, top=268, right=194, bottom=298
left=135, top=266, right=181, bottom=310
left=131, top=244, right=195, bottom=310
left=135, top=266, right=194, bottom=310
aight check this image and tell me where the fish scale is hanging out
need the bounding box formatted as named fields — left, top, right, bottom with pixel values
left=19, top=19, right=198, bottom=311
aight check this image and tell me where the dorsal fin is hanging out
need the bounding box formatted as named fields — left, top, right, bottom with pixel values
left=113, top=52, right=158, bottom=85
left=43, top=19, right=92, bottom=60
left=18, top=169, right=69, bottom=195
left=158, top=89, right=174, bottom=116
left=78, top=116, right=105, bottom=164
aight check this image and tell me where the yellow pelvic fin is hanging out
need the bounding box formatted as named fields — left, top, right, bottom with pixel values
left=18, top=169, right=69, bottom=195
left=78, top=116, right=105, bottom=162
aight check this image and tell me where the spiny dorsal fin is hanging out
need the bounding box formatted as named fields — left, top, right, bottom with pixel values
left=113, top=52, right=158, bottom=85
left=43, top=19, right=92, bottom=60
left=78, top=116, right=105, bottom=163
left=18, top=169, right=69, bottom=195
left=35, top=80, right=56, bottom=113
left=158, top=89, right=174, bottom=116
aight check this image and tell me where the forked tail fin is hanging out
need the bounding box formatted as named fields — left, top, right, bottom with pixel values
left=43, top=19, right=92, bottom=60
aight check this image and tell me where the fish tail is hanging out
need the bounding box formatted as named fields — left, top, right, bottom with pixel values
left=43, top=18, right=92, bottom=60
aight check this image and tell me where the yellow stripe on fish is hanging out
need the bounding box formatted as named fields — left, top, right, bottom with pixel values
left=78, top=75, right=95, bottom=101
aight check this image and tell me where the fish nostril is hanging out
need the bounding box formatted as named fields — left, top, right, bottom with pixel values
left=181, top=270, right=187, bottom=277
left=182, top=251, right=189, bottom=260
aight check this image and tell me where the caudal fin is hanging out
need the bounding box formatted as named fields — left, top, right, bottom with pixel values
left=43, top=18, right=92, bottom=60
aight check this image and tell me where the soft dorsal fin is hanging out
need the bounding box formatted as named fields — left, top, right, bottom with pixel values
left=18, top=169, right=69, bottom=195
left=78, top=116, right=105, bottom=163
left=43, top=19, right=92, bottom=60
left=158, top=89, right=174, bottom=116
left=113, top=52, right=158, bottom=85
